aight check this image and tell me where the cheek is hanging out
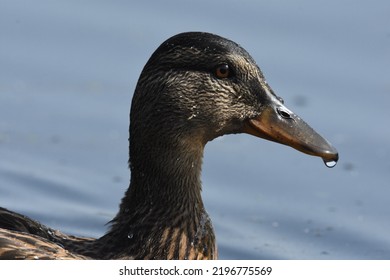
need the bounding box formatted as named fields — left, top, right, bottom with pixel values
left=203, top=94, right=246, bottom=124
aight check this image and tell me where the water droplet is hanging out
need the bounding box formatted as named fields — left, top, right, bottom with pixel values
left=324, top=159, right=337, bottom=168
left=127, top=233, right=134, bottom=239
left=187, top=113, right=197, bottom=120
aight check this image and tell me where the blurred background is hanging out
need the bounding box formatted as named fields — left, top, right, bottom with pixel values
left=0, top=0, right=389, bottom=259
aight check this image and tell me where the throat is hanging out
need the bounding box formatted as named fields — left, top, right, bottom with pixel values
left=128, top=137, right=205, bottom=208
left=98, top=138, right=217, bottom=259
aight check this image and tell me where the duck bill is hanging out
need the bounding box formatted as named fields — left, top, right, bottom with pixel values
left=243, top=103, right=339, bottom=166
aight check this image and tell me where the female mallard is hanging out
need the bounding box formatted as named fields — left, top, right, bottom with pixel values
left=0, top=32, right=338, bottom=260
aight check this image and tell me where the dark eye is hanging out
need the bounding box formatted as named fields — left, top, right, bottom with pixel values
left=214, top=64, right=231, bottom=79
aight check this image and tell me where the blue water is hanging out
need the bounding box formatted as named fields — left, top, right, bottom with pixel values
left=0, top=0, right=389, bottom=259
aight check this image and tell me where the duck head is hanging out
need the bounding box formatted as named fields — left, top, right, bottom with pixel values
left=130, top=32, right=338, bottom=167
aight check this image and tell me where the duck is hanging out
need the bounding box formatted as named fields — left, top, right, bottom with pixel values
left=0, top=32, right=338, bottom=260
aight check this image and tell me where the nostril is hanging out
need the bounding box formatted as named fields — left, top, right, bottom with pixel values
left=277, top=107, right=293, bottom=119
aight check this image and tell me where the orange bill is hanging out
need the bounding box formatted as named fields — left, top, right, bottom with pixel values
left=243, top=98, right=339, bottom=167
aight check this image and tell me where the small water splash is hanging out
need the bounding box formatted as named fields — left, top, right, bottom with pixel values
left=127, top=233, right=134, bottom=239
left=324, top=159, right=337, bottom=168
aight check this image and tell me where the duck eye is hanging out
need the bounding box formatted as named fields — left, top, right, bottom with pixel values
left=214, top=64, right=230, bottom=79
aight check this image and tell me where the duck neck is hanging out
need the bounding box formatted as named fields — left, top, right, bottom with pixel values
left=100, top=134, right=216, bottom=259
left=128, top=136, right=205, bottom=210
